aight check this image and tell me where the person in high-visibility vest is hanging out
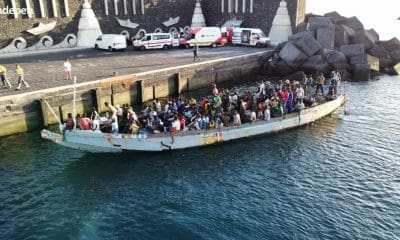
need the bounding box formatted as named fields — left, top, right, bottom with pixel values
left=15, top=64, right=30, bottom=90
left=0, top=65, right=12, bottom=88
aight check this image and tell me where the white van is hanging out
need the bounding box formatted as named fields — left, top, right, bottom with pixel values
left=133, top=33, right=180, bottom=50
left=180, top=27, right=227, bottom=48
left=232, top=28, right=270, bottom=47
left=94, top=34, right=127, bottom=51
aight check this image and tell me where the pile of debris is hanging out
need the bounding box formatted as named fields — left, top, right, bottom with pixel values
left=263, top=12, right=400, bottom=81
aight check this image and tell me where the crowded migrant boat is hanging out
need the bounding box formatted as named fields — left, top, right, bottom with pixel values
left=63, top=70, right=342, bottom=136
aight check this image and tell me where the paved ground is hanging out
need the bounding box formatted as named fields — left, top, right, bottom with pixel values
left=0, top=46, right=269, bottom=97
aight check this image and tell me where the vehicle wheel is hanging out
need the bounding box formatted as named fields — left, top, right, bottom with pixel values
left=163, top=45, right=169, bottom=50
left=255, top=43, right=261, bottom=48
left=211, top=43, right=217, bottom=48
left=140, top=46, right=145, bottom=51
left=94, top=44, right=98, bottom=50
left=108, top=46, right=113, bottom=52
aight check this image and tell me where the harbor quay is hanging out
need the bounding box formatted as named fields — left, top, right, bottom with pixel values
left=0, top=47, right=272, bottom=137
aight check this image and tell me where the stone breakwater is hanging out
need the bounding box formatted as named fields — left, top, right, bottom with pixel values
left=262, top=11, right=400, bottom=81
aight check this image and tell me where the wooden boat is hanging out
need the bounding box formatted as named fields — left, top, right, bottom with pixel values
left=41, top=95, right=345, bottom=153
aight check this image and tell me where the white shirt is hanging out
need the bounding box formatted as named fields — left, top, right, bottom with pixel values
left=64, top=62, right=72, bottom=72
left=296, top=87, right=304, bottom=99
left=172, top=120, right=181, bottom=131
left=233, top=113, right=241, bottom=125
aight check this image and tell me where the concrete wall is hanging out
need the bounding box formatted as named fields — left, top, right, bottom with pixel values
left=0, top=51, right=267, bottom=137
left=0, top=0, right=305, bottom=48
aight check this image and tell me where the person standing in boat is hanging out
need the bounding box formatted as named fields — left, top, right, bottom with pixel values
left=315, top=73, right=325, bottom=96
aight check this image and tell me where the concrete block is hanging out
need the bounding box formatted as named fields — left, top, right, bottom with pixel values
left=308, top=17, right=334, bottom=31
left=344, top=16, right=364, bottom=31
left=316, top=26, right=335, bottom=49
left=334, top=25, right=349, bottom=48
left=367, top=45, right=392, bottom=68
left=289, top=31, right=322, bottom=56
left=365, top=29, right=379, bottom=43
left=367, top=55, right=380, bottom=72
left=324, top=11, right=348, bottom=24
left=301, top=55, right=330, bottom=73
left=279, top=42, right=308, bottom=69
left=350, top=30, right=375, bottom=50
left=271, top=59, right=294, bottom=76
left=352, top=63, right=370, bottom=81
left=340, top=44, right=365, bottom=58
left=324, top=49, right=350, bottom=69
left=379, top=37, right=400, bottom=52
left=389, top=48, right=400, bottom=65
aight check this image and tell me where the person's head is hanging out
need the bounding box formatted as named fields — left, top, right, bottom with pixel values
left=68, top=113, right=72, bottom=118
left=65, top=58, right=69, bottom=62
left=16, top=64, right=20, bottom=68
left=104, top=102, right=109, bottom=107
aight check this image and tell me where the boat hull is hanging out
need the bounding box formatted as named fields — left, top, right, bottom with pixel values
left=41, top=96, right=345, bottom=153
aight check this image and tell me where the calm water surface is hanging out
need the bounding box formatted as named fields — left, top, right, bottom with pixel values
left=1, top=76, right=400, bottom=239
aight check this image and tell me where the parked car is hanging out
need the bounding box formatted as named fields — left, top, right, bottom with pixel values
left=232, top=28, right=270, bottom=47
left=94, top=34, right=127, bottom=51
left=133, top=33, right=180, bottom=51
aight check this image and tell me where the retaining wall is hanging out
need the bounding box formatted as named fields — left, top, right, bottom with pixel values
left=0, top=51, right=268, bottom=137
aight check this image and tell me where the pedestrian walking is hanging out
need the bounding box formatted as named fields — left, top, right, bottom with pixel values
left=0, top=65, right=12, bottom=88
left=63, top=58, right=72, bottom=81
left=15, top=64, right=30, bottom=90
left=193, top=43, right=201, bottom=62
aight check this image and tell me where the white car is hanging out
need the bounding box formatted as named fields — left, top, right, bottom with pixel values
left=232, top=28, right=270, bottom=47
left=133, top=33, right=180, bottom=51
left=94, top=34, right=127, bottom=51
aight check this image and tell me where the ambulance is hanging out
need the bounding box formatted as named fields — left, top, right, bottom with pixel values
left=133, top=32, right=180, bottom=51
left=180, top=27, right=230, bottom=48
left=231, top=28, right=270, bottom=47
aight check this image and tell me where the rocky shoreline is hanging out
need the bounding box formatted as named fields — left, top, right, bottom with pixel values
left=262, top=11, right=400, bottom=81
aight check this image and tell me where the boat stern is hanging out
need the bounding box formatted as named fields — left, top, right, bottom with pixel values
left=41, top=129, right=64, bottom=144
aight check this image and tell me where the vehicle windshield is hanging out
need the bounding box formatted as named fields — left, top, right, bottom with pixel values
left=233, top=32, right=241, bottom=37
left=257, top=32, right=266, bottom=38
left=140, top=35, right=151, bottom=41
left=185, top=34, right=195, bottom=40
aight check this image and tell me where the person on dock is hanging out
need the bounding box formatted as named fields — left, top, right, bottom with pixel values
left=15, top=64, right=30, bottom=90
left=193, top=43, right=201, bottom=62
left=0, top=65, right=12, bottom=88
left=315, top=73, right=325, bottom=96
left=63, top=58, right=72, bottom=81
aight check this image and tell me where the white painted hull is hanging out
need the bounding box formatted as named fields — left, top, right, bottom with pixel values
left=41, top=96, right=345, bottom=153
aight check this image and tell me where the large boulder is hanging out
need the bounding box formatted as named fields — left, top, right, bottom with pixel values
left=288, top=31, right=322, bottom=56
left=307, top=17, right=334, bottom=31
left=379, top=37, right=400, bottom=52
left=350, top=30, right=375, bottom=50
left=301, top=55, right=331, bottom=73
left=367, top=45, right=392, bottom=68
left=352, top=63, right=370, bottom=81
left=296, top=22, right=308, bottom=33
left=324, top=11, right=348, bottom=24
left=340, top=44, right=365, bottom=58
left=324, top=50, right=350, bottom=70
left=342, top=24, right=356, bottom=39
left=272, top=59, right=294, bottom=76
left=350, top=54, right=368, bottom=65
left=334, top=25, right=349, bottom=48
left=279, top=42, right=308, bottom=69
left=344, top=17, right=364, bottom=32
left=388, top=48, right=400, bottom=65
left=365, top=29, right=379, bottom=43
left=317, top=26, right=335, bottom=49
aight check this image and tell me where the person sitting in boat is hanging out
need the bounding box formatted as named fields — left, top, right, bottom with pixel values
left=221, top=112, right=231, bottom=127
left=264, top=104, right=271, bottom=121
left=170, top=115, right=181, bottom=132
left=111, top=116, right=119, bottom=134
left=77, top=113, right=91, bottom=130
left=233, top=110, right=242, bottom=126
left=153, top=98, right=162, bottom=112
left=201, top=114, right=210, bottom=129
left=130, top=121, right=140, bottom=134
left=231, top=92, right=239, bottom=107
left=127, top=107, right=139, bottom=125
left=65, top=113, right=75, bottom=131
